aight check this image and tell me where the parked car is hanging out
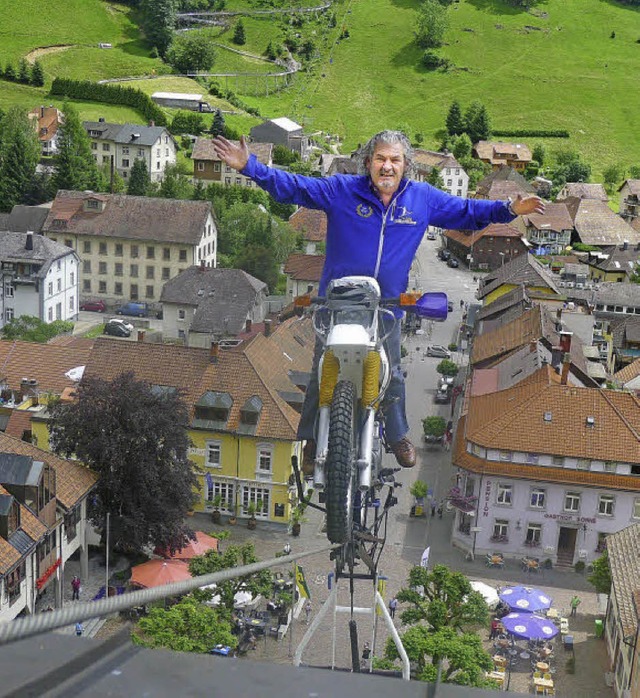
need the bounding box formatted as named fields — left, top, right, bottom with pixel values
left=115, top=301, right=149, bottom=317
left=426, top=345, right=451, bottom=359
left=438, top=249, right=451, bottom=261
left=439, top=375, right=455, bottom=388
left=434, top=383, right=452, bottom=404
left=79, top=299, right=106, bottom=313
left=447, top=258, right=459, bottom=268
left=103, top=319, right=132, bottom=338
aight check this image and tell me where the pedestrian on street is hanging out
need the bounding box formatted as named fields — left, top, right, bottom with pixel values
left=71, top=575, right=81, bottom=601
left=75, top=622, right=83, bottom=637
left=431, top=500, right=437, bottom=517
left=389, top=597, right=398, bottom=618
left=305, top=600, right=312, bottom=624
left=361, top=641, right=371, bottom=670
left=283, top=542, right=291, bottom=555
left=489, top=617, right=501, bottom=641
left=437, top=501, right=444, bottom=519
left=570, top=594, right=581, bottom=617
left=459, top=299, right=464, bottom=309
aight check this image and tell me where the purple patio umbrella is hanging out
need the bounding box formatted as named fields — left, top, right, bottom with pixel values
left=501, top=612, right=559, bottom=641
left=499, top=586, right=552, bottom=613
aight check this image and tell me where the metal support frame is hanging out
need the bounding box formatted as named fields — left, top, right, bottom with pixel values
left=293, top=576, right=410, bottom=680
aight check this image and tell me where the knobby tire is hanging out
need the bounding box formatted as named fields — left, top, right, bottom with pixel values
left=325, top=380, right=357, bottom=545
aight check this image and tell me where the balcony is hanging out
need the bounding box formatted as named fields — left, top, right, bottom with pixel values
left=448, top=487, right=477, bottom=514
left=490, top=534, right=509, bottom=544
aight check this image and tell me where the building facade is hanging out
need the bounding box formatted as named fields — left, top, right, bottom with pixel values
left=28, top=106, right=64, bottom=157
left=0, top=232, right=79, bottom=327
left=83, top=120, right=177, bottom=182
left=250, top=117, right=310, bottom=160
left=42, top=191, right=216, bottom=311
left=191, top=139, right=272, bottom=185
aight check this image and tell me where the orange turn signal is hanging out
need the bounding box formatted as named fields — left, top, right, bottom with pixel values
left=399, top=292, right=421, bottom=306
left=294, top=294, right=312, bottom=307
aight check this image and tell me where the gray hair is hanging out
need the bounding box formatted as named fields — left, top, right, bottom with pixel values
left=356, top=130, right=415, bottom=177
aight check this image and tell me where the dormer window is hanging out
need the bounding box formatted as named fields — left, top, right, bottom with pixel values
left=193, top=391, right=232, bottom=427
left=0, top=495, right=19, bottom=539
left=240, top=396, right=262, bottom=429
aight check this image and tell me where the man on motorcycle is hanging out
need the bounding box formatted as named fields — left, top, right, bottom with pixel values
left=212, top=131, right=544, bottom=467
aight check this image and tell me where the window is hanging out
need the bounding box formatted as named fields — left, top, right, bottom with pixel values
left=131, top=245, right=139, bottom=258
left=604, top=461, right=617, bottom=473
left=156, top=161, right=161, bottom=170
left=225, top=177, right=231, bottom=185
left=91, top=142, right=97, bottom=150
left=70, top=272, right=74, bottom=286
left=145, top=285, right=154, bottom=298
left=576, top=459, right=590, bottom=471
left=83, top=279, right=91, bottom=292
left=147, top=246, right=155, bottom=259
left=552, top=455, right=564, bottom=466
left=598, top=494, right=614, bottom=516
left=64, top=238, right=73, bottom=248
left=47, top=282, right=53, bottom=296
left=122, top=147, right=129, bottom=155
left=130, top=284, right=138, bottom=300
left=99, top=281, right=106, bottom=293
left=128, top=264, right=138, bottom=278
left=115, top=244, right=123, bottom=257
left=122, top=159, right=129, bottom=168
left=564, top=492, right=581, bottom=512
left=69, top=295, right=74, bottom=311
left=47, top=307, right=53, bottom=321
left=197, top=162, right=205, bottom=171
left=499, top=450, right=512, bottom=461
left=165, top=148, right=169, bottom=157
left=115, top=263, right=123, bottom=276
left=102, top=156, right=110, bottom=165
left=114, top=282, right=122, bottom=295
left=99, top=242, right=107, bottom=255
left=235, top=177, right=242, bottom=186
left=146, top=266, right=154, bottom=279
left=156, top=148, right=161, bottom=157
left=207, top=481, right=235, bottom=512
left=83, top=241, right=91, bottom=253
left=162, top=267, right=170, bottom=280
left=241, top=485, right=270, bottom=518
left=102, top=143, right=110, bottom=152
left=163, top=248, right=170, bottom=261
left=99, top=262, right=107, bottom=275
left=206, top=441, right=221, bottom=468
left=57, top=278, right=62, bottom=292
left=634, top=498, right=640, bottom=519
left=530, top=488, right=546, bottom=508
left=526, top=453, right=539, bottom=464
left=525, top=523, right=542, bottom=545
left=214, top=162, right=221, bottom=172
left=5, top=308, right=14, bottom=322
left=178, top=309, right=185, bottom=320
left=492, top=519, right=509, bottom=540
left=137, top=149, right=144, bottom=157
left=257, top=444, right=273, bottom=476
left=496, top=484, right=512, bottom=506
left=179, top=249, right=187, bottom=262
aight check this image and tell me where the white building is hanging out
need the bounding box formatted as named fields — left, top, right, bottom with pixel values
left=0, top=231, right=79, bottom=328
left=413, top=150, right=469, bottom=199
left=83, top=119, right=177, bottom=182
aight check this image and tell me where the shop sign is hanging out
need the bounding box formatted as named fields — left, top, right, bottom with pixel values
left=483, top=480, right=492, bottom=517
left=543, top=513, right=596, bottom=524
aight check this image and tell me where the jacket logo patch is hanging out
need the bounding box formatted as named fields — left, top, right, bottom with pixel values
left=394, top=206, right=416, bottom=225
left=356, top=204, right=373, bottom=218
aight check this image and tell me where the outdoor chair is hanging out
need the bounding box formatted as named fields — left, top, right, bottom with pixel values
left=543, top=673, right=552, bottom=681
left=535, top=685, right=545, bottom=695
left=545, top=687, right=555, bottom=696
left=533, top=671, right=542, bottom=679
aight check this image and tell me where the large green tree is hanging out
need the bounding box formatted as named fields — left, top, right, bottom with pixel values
left=166, top=32, right=216, bottom=73
left=464, top=101, right=491, bottom=144
left=54, top=103, right=102, bottom=192
left=30, top=60, right=45, bottom=87
left=232, top=19, right=246, bottom=45
left=210, top=109, right=225, bottom=137
left=49, top=373, right=199, bottom=554
left=158, top=163, right=194, bottom=199
left=588, top=550, right=612, bottom=594
left=0, top=107, right=41, bottom=212
left=446, top=101, right=464, bottom=137
left=189, top=542, right=273, bottom=612
left=142, top=0, right=176, bottom=56
left=133, top=597, right=237, bottom=653
left=127, top=159, right=151, bottom=196
left=416, top=0, right=448, bottom=49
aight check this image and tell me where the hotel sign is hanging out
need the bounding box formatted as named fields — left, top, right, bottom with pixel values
left=188, top=448, right=206, bottom=457
left=544, top=513, right=596, bottom=524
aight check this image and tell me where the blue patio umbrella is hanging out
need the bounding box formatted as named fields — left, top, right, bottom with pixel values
left=499, top=586, right=552, bottom=613
left=501, top=612, right=559, bottom=641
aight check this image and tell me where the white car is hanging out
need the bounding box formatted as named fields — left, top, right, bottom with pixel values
left=426, top=345, right=451, bottom=359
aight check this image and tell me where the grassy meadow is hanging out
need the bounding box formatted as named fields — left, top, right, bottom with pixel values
left=2, top=0, right=640, bottom=179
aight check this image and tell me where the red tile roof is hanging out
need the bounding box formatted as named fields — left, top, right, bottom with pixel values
left=283, top=253, right=325, bottom=281
left=444, top=223, right=522, bottom=248
left=607, top=524, right=640, bottom=636
left=289, top=208, right=327, bottom=242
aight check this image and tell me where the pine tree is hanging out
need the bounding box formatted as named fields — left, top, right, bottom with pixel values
left=30, top=60, right=45, bottom=87
left=210, top=109, right=225, bottom=137
left=142, top=0, right=176, bottom=56
left=4, top=62, right=16, bottom=82
left=18, top=58, right=30, bottom=84
left=445, top=101, right=464, bottom=137
left=0, top=107, right=41, bottom=212
left=54, top=103, right=102, bottom=192
left=464, top=101, right=491, bottom=144
left=127, top=159, right=151, bottom=196
left=233, top=19, right=246, bottom=46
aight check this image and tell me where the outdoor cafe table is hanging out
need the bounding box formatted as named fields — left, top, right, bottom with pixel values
left=533, top=677, right=554, bottom=689
left=546, top=608, right=559, bottom=620
left=485, top=671, right=505, bottom=685
left=248, top=618, right=267, bottom=634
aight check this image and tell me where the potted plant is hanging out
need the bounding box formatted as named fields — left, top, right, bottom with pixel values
left=211, top=494, right=223, bottom=525
left=247, top=502, right=257, bottom=530
left=227, top=503, right=238, bottom=526
left=290, top=504, right=307, bottom=536
left=409, top=480, right=429, bottom=517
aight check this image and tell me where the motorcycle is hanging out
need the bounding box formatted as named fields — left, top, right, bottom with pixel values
left=297, top=276, right=448, bottom=552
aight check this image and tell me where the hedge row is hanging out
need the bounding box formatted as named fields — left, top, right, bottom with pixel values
left=492, top=129, right=569, bottom=138
left=50, top=78, right=168, bottom=127
left=208, top=82, right=261, bottom=117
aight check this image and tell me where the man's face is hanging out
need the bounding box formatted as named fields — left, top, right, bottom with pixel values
left=368, top=142, right=406, bottom=198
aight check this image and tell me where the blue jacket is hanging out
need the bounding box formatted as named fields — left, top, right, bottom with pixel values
left=242, top=155, right=516, bottom=297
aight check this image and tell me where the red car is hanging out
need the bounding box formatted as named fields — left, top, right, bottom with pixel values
left=80, top=300, right=106, bottom=313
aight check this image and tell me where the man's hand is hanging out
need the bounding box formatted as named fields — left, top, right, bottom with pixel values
left=211, top=135, right=250, bottom=172
left=511, top=195, right=546, bottom=216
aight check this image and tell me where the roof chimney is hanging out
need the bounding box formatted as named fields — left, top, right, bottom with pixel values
left=559, top=331, right=573, bottom=354
left=622, top=240, right=629, bottom=251
left=137, top=330, right=146, bottom=343
left=98, top=117, right=105, bottom=123
left=210, top=341, right=219, bottom=364
left=40, top=106, right=45, bottom=118
left=245, top=318, right=252, bottom=333
left=149, top=120, right=155, bottom=127
left=25, top=232, right=33, bottom=251
left=264, top=319, right=272, bottom=337
left=560, top=352, right=571, bottom=385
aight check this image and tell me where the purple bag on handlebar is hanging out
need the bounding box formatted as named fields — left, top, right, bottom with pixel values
left=413, top=292, right=448, bottom=322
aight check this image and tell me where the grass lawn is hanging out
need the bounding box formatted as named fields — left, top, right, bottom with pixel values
left=243, top=0, right=640, bottom=179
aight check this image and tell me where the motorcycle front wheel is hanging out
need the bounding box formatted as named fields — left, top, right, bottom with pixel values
left=325, top=380, right=358, bottom=544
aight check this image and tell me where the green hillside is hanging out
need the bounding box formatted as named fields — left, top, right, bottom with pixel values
left=2, top=0, right=640, bottom=178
